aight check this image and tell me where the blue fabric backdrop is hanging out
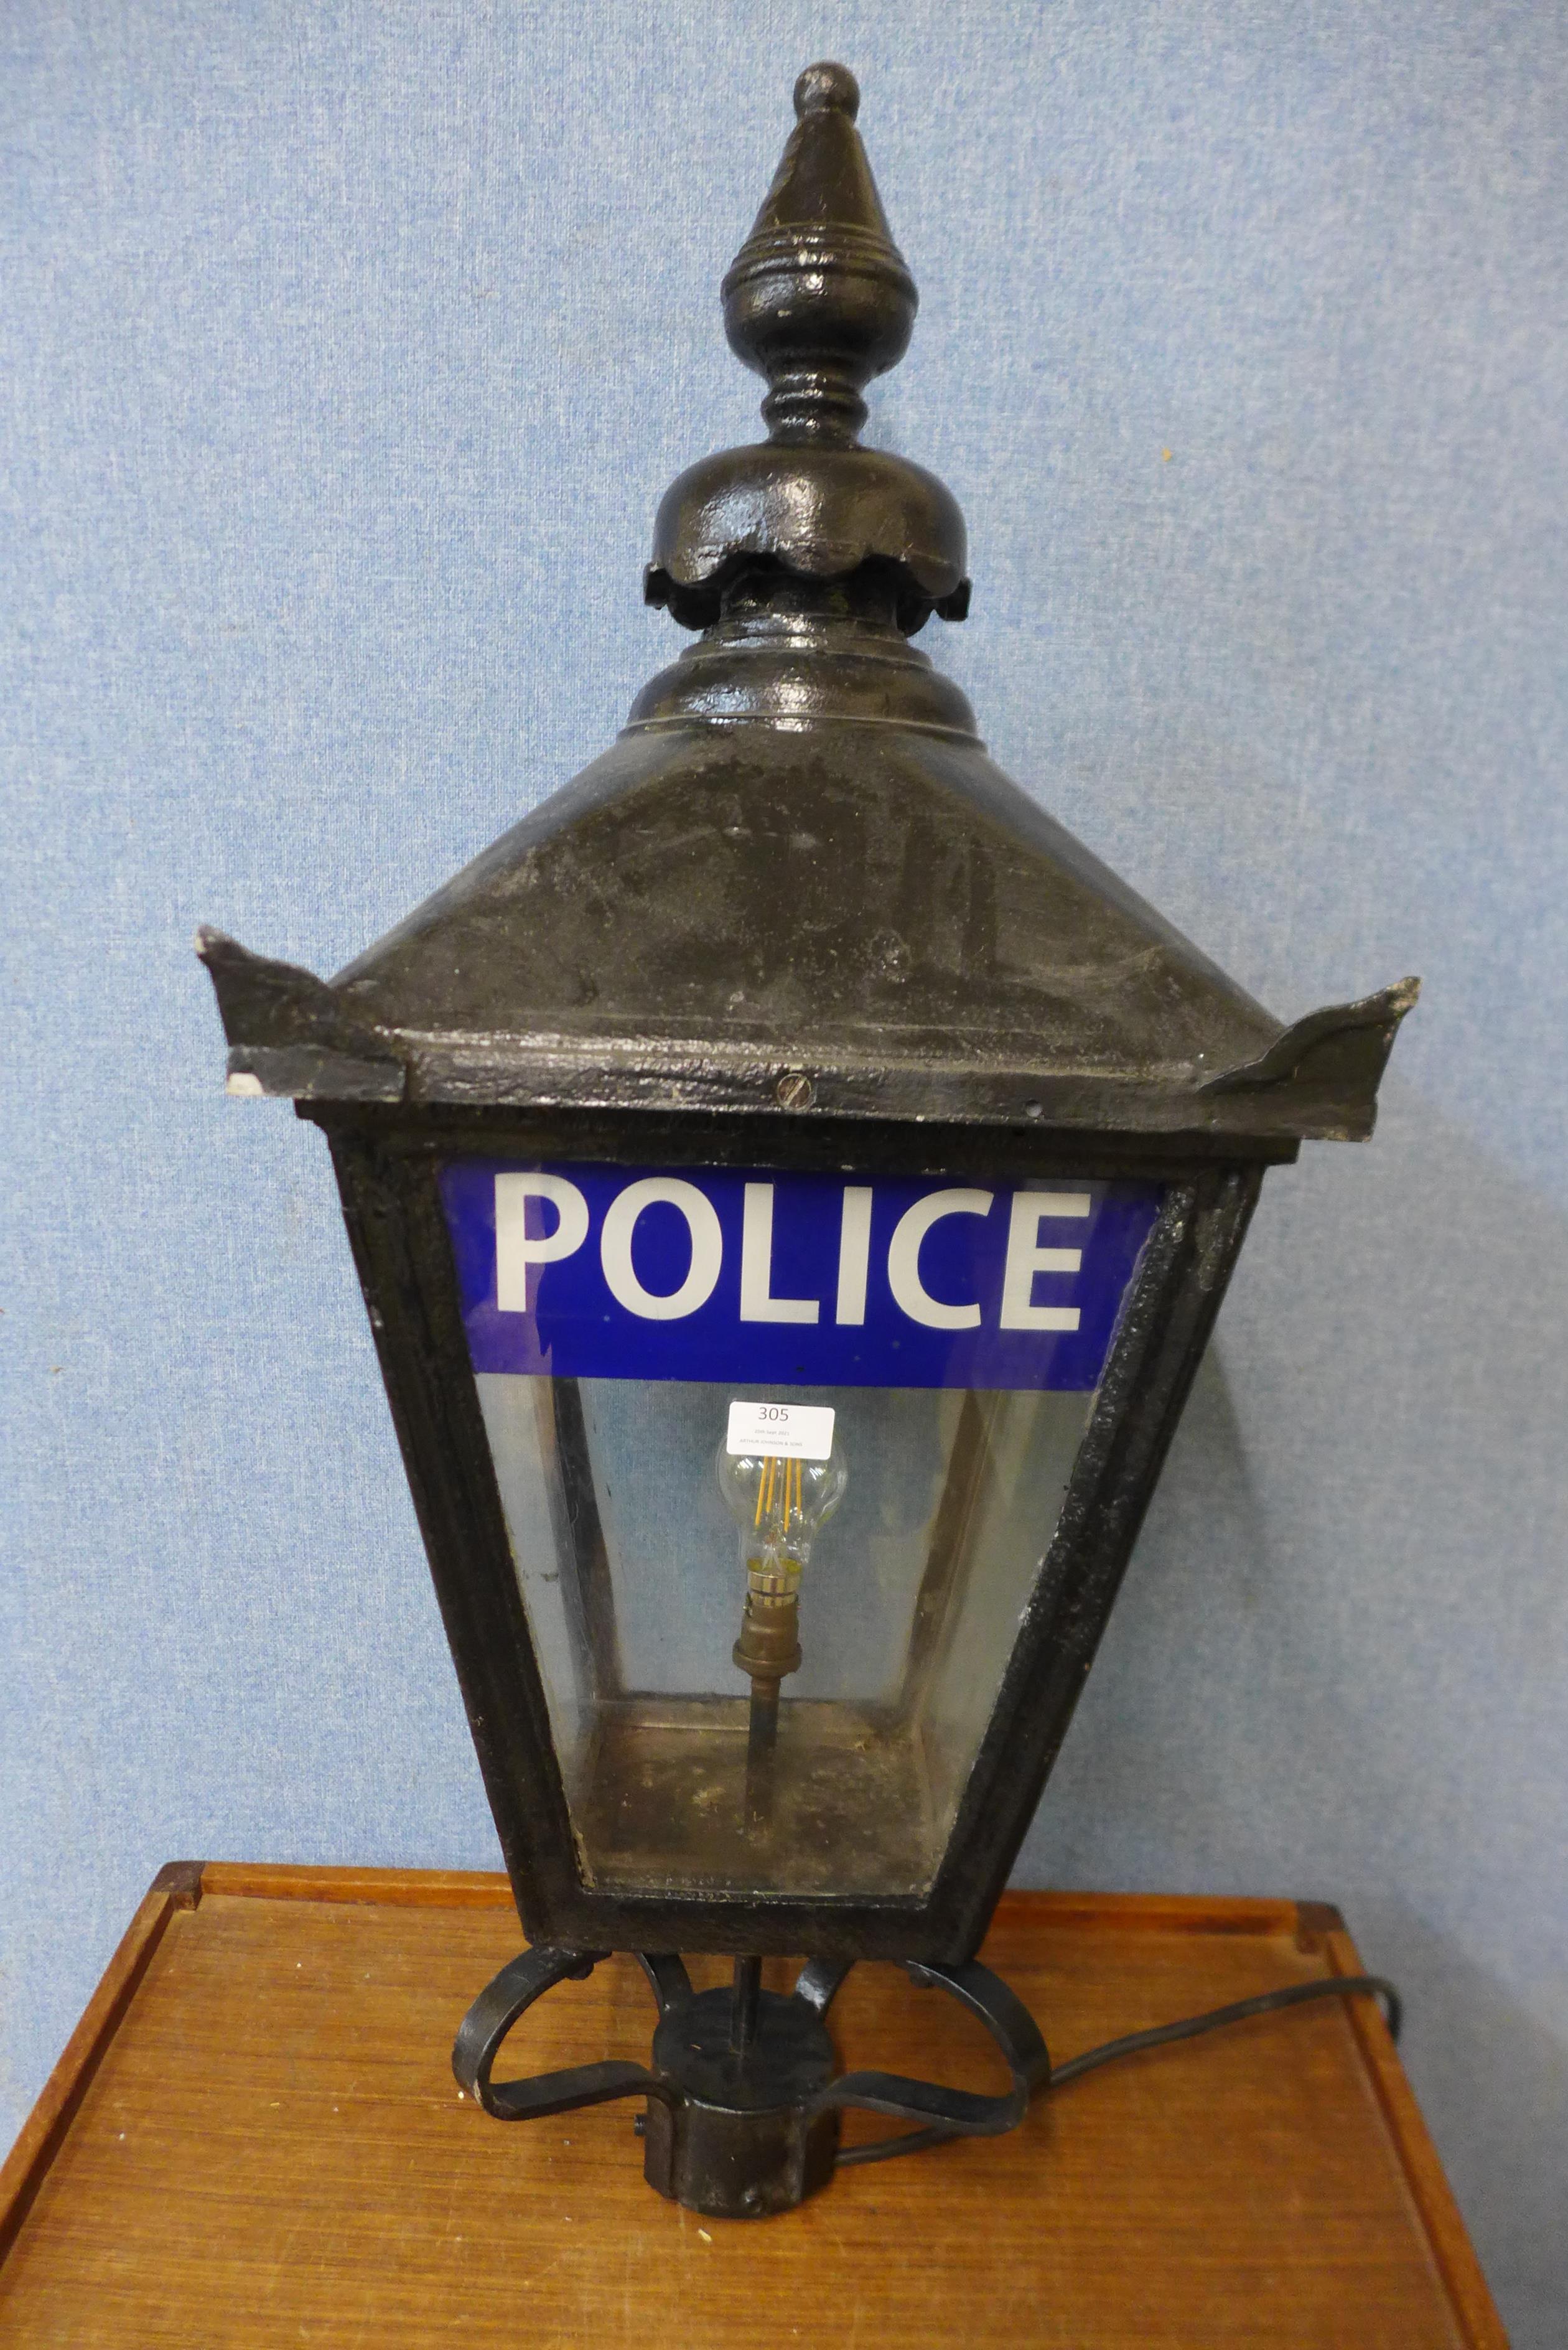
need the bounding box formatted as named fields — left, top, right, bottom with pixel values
left=3, top=4, right=1563, bottom=2336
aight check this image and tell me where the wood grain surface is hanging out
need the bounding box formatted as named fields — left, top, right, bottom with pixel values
left=0, top=1868, right=1505, bottom=2349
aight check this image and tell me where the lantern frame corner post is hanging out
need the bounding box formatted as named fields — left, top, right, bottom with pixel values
left=314, top=1111, right=583, bottom=1936
left=928, top=1155, right=1267, bottom=1950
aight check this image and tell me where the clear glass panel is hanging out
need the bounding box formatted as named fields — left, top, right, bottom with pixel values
left=442, top=1159, right=1163, bottom=1901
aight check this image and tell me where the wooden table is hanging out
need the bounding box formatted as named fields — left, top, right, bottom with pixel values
left=0, top=1863, right=1504, bottom=2348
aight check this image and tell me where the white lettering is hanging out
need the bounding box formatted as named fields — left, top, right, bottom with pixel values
left=600, top=1178, right=723, bottom=1321
left=999, top=1190, right=1089, bottom=1331
left=886, top=1189, right=992, bottom=1329
left=495, top=1174, right=589, bottom=1313
left=834, top=1187, right=874, bottom=1324
left=739, top=1183, right=819, bottom=1323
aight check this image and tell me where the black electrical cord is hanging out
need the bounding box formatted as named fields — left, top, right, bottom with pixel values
left=835, top=1972, right=1401, bottom=2170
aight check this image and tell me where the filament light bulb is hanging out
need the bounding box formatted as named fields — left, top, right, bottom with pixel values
left=717, top=1435, right=847, bottom=1696
left=718, top=1443, right=847, bottom=1586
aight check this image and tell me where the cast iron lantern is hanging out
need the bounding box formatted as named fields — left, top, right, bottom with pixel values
left=198, top=63, right=1414, bottom=2217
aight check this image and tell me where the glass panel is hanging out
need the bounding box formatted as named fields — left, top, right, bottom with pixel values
left=442, top=1159, right=1162, bottom=1901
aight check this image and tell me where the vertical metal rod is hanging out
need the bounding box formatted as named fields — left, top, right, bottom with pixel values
left=745, top=1675, right=780, bottom=1830
left=729, top=1955, right=762, bottom=2057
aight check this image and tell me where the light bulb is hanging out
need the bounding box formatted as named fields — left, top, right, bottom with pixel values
left=717, top=1435, right=847, bottom=1694
left=717, top=1443, right=847, bottom=1579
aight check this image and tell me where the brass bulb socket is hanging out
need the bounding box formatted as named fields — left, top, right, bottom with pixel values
left=734, top=1590, right=802, bottom=1682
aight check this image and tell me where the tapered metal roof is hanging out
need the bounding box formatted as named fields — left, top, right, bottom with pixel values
left=202, top=62, right=1413, bottom=1145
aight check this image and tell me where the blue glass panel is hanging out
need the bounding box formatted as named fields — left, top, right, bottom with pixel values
left=439, top=1160, right=1162, bottom=1393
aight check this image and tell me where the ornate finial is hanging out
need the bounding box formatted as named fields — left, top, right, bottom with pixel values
left=721, top=60, right=917, bottom=446
left=644, top=67, right=968, bottom=634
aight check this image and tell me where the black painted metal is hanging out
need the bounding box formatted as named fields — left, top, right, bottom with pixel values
left=197, top=59, right=1417, bottom=2208
left=196, top=764, right=1414, bottom=1140
left=729, top=1956, right=763, bottom=2057
left=792, top=1955, right=855, bottom=2015
left=636, top=1951, right=696, bottom=2015
left=451, top=1942, right=1049, bottom=2217
left=643, top=1982, right=841, bottom=2218
left=821, top=1959, right=1050, bottom=2133
left=195, top=67, right=1414, bottom=1143
left=450, top=1945, right=660, bottom=2122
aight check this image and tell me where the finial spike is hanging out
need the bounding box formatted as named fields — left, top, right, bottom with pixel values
left=722, top=63, right=916, bottom=446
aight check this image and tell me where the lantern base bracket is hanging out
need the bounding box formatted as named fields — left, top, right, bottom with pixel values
left=451, top=1942, right=1051, bottom=2219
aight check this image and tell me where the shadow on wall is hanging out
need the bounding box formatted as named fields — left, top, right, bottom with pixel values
left=1015, top=1082, right=1568, bottom=2350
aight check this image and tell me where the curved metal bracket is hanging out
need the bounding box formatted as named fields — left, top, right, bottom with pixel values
left=818, top=1957, right=1050, bottom=2168
left=452, top=1943, right=1401, bottom=2196
left=451, top=1945, right=673, bottom=2122
left=793, top=1955, right=855, bottom=2016
left=637, top=1951, right=695, bottom=2015
left=452, top=1946, right=1050, bottom=2181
